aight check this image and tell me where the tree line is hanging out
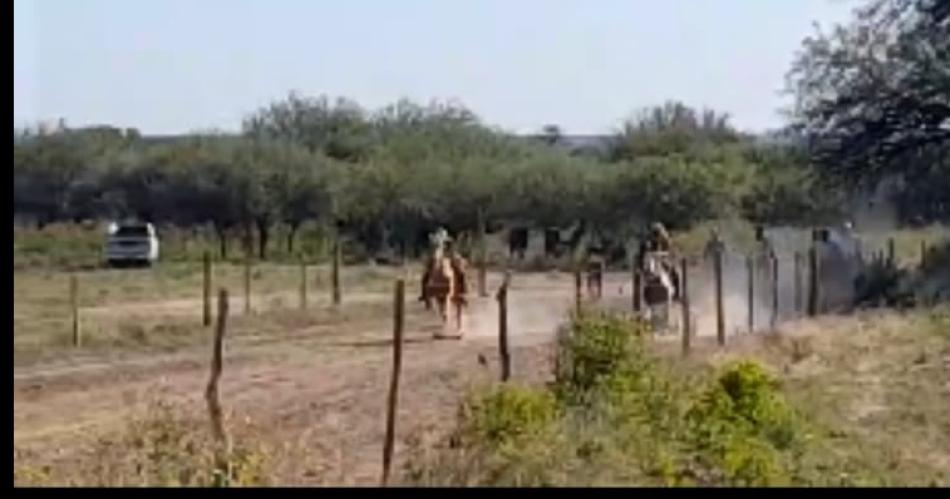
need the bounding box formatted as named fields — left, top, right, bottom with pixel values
left=14, top=0, right=947, bottom=262
left=14, top=97, right=837, bottom=261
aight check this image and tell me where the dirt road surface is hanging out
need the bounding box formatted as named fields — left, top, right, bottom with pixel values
left=13, top=271, right=589, bottom=484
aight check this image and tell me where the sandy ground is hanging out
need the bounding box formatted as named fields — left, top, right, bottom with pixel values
left=12, top=271, right=581, bottom=485
left=11, top=267, right=832, bottom=485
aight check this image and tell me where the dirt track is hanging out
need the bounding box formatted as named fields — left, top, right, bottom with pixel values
left=12, top=271, right=585, bottom=484
left=13, top=267, right=747, bottom=484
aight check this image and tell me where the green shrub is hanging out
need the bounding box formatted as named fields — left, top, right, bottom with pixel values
left=555, top=312, right=650, bottom=399
left=457, top=385, right=559, bottom=447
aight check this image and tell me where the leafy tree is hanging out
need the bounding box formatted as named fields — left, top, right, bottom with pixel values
left=785, top=0, right=950, bottom=222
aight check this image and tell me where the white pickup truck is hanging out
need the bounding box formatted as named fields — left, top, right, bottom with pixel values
left=105, top=221, right=160, bottom=267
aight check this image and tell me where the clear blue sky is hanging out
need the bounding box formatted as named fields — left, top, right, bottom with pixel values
left=13, top=0, right=857, bottom=135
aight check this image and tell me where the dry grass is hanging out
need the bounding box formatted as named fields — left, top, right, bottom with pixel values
left=680, top=306, right=950, bottom=485
left=407, top=306, right=949, bottom=487
left=13, top=261, right=409, bottom=366
left=13, top=396, right=273, bottom=487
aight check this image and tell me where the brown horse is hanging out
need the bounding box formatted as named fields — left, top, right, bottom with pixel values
left=422, top=243, right=468, bottom=338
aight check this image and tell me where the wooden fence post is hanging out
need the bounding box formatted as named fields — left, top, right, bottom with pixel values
left=243, top=253, right=252, bottom=315
left=807, top=246, right=819, bottom=317
left=381, top=279, right=405, bottom=487
left=714, top=247, right=725, bottom=346
left=203, top=251, right=212, bottom=327
left=299, top=258, right=308, bottom=310
left=746, top=255, right=754, bottom=334
left=70, top=274, right=81, bottom=347
left=497, top=272, right=512, bottom=382
left=477, top=208, right=488, bottom=298
left=794, top=252, right=802, bottom=315
left=574, top=266, right=583, bottom=314
left=770, top=255, right=779, bottom=330
left=332, top=239, right=342, bottom=306
left=205, top=288, right=230, bottom=483
left=920, top=240, right=928, bottom=270
left=680, top=258, right=691, bottom=356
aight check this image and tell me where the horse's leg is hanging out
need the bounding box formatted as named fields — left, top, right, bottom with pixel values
left=434, top=295, right=447, bottom=338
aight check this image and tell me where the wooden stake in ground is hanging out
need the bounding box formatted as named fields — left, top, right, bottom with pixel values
left=477, top=208, right=488, bottom=298
left=381, top=279, right=405, bottom=487
left=746, top=255, right=754, bottom=334
left=574, top=266, right=582, bottom=313
left=794, top=251, right=802, bottom=315
left=299, top=258, right=308, bottom=310
left=243, top=253, right=252, bottom=315
left=920, top=240, right=928, bottom=270
left=205, top=288, right=231, bottom=482
left=680, top=258, right=691, bottom=356
left=203, top=251, right=212, bottom=327
left=332, top=239, right=342, bottom=306
left=497, top=272, right=512, bottom=382
left=70, top=274, right=81, bottom=347
left=807, top=245, right=820, bottom=317
left=714, top=247, right=725, bottom=346
left=770, top=255, right=779, bottom=330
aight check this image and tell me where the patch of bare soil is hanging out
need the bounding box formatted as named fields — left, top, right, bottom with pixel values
left=13, top=271, right=570, bottom=485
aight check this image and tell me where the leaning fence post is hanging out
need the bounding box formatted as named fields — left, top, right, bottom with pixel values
left=497, top=272, right=512, bottom=382
left=714, top=247, right=725, bottom=346
left=203, top=251, right=212, bottom=327
left=206, top=288, right=231, bottom=484
left=381, top=279, right=405, bottom=487
left=680, top=258, right=691, bottom=356
left=747, top=255, right=754, bottom=334
left=70, top=274, right=81, bottom=347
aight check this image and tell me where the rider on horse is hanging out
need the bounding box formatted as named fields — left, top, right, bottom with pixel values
left=418, top=228, right=468, bottom=307
left=637, top=222, right=681, bottom=300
